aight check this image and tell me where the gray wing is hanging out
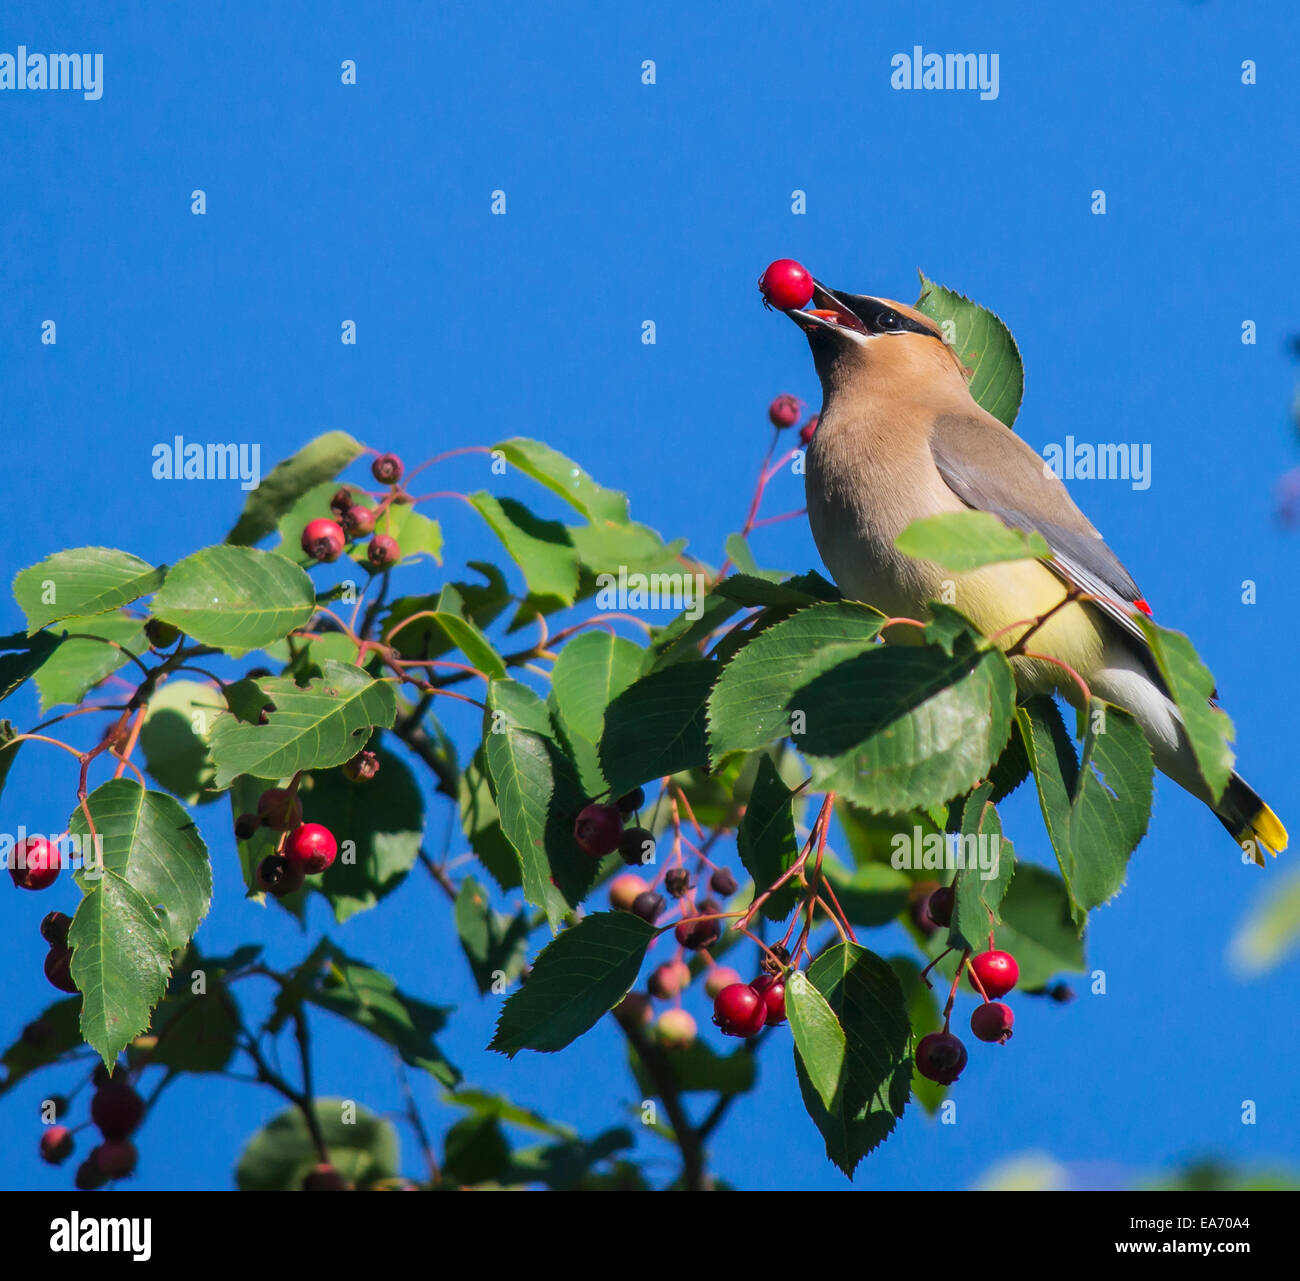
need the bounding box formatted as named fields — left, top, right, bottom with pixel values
left=928, top=411, right=1149, bottom=649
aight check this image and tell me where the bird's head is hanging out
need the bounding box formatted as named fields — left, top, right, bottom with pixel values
left=784, top=281, right=969, bottom=402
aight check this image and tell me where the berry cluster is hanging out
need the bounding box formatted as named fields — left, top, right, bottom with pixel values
left=236, top=785, right=339, bottom=898
left=299, top=453, right=406, bottom=569
left=38, top=1065, right=145, bottom=1188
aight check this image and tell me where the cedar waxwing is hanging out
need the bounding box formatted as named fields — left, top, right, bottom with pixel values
left=784, top=280, right=1287, bottom=862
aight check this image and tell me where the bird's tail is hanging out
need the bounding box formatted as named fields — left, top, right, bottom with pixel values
left=1214, top=773, right=1288, bottom=866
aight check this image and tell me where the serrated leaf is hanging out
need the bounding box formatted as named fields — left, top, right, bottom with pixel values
left=599, top=661, right=717, bottom=797
left=707, top=601, right=884, bottom=759
left=70, top=778, right=212, bottom=951
left=235, top=1101, right=398, bottom=1190
left=469, top=493, right=580, bottom=608
left=13, top=547, right=165, bottom=634
left=1017, top=696, right=1152, bottom=928
left=455, top=876, right=532, bottom=994
left=489, top=912, right=657, bottom=1056
left=152, top=545, right=315, bottom=654
left=736, top=755, right=800, bottom=920
left=915, top=273, right=1024, bottom=428
left=1138, top=618, right=1234, bottom=802
left=226, top=431, right=363, bottom=545
left=551, top=630, right=643, bottom=746
left=492, top=437, right=631, bottom=525
left=459, top=749, right=523, bottom=891
left=895, top=511, right=1050, bottom=571
left=0, top=630, right=63, bottom=705
left=945, top=782, right=1016, bottom=952
left=787, top=970, right=847, bottom=1110
left=792, top=943, right=911, bottom=1178
left=712, top=573, right=833, bottom=609
left=209, top=660, right=397, bottom=787
left=32, top=614, right=146, bottom=711
left=69, top=870, right=173, bottom=1068
left=794, top=634, right=1016, bottom=813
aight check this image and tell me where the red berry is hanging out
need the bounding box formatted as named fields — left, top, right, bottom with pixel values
left=256, top=787, right=302, bottom=832
left=758, top=259, right=815, bottom=311
left=655, top=1008, right=697, bottom=1050
left=10, top=836, right=61, bottom=891
left=573, top=802, right=623, bottom=857
left=768, top=394, right=803, bottom=428
left=968, top=950, right=1019, bottom=999
left=91, top=1082, right=144, bottom=1140
left=44, top=946, right=77, bottom=994
left=609, top=873, right=648, bottom=912
left=372, top=453, right=404, bottom=484
left=301, top=517, right=346, bottom=563
left=712, top=983, right=767, bottom=1038
left=799, top=416, right=819, bottom=446
left=284, top=823, right=338, bottom=875
left=751, top=973, right=787, bottom=1026
left=704, top=966, right=742, bottom=999
left=970, top=1001, right=1015, bottom=1044
left=648, top=960, right=691, bottom=1000
left=341, top=505, right=375, bottom=537
left=915, top=1031, right=968, bottom=1085
left=93, top=1139, right=138, bottom=1179
left=926, top=885, right=955, bottom=928
left=39, top=1126, right=74, bottom=1165
left=367, top=534, right=400, bottom=569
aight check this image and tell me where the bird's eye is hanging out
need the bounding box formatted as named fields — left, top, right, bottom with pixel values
left=878, top=310, right=903, bottom=332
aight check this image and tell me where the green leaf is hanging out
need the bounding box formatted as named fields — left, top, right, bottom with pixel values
left=1138, top=618, right=1234, bottom=802
left=235, top=1101, right=399, bottom=1190
left=795, top=634, right=1017, bottom=813
left=990, top=862, right=1086, bottom=988
left=300, top=746, right=423, bottom=923
left=568, top=521, right=686, bottom=577
left=915, top=273, right=1024, bottom=428
left=599, top=661, right=717, bottom=798
left=69, top=870, right=173, bottom=1068
left=469, top=493, right=580, bottom=608
left=894, top=511, right=1050, bottom=571
left=209, top=660, right=397, bottom=787
left=13, top=548, right=165, bottom=634
left=0, top=630, right=62, bottom=705
left=455, top=876, right=532, bottom=994
left=887, top=956, right=947, bottom=1114
left=70, top=778, right=212, bottom=952
left=1229, top=872, right=1300, bottom=975
left=1017, top=696, right=1152, bottom=928
left=550, top=630, right=643, bottom=746
left=724, top=532, right=784, bottom=581
left=0, top=998, right=83, bottom=1095
left=152, top=545, right=316, bottom=654
left=707, top=601, right=884, bottom=759
left=148, top=970, right=240, bottom=1073
left=736, top=755, right=800, bottom=920
left=226, top=431, right=363, bottom=546
left=32, top=614, right=146, bottom=711
left=712, top=573, right=836, bottom=609
left=945, top=782, right=1016, bottom=952
left=489, top=912, right=657, bottom=1056
left=459, top=749, right=523, bottom=891
left=787, top=970, right=848, bottom=1110
left=492, top=437, right=631, bottom=525
left=393, top=611, right=504, bottom=678
left=483, top=679, right=593, bottom=928
left=307, top=951, right=459, bottom=1087
left=355, top=503, right=443, bottom=568
left=0, top=720, right=20, bottom=805
left=792, top=943, right=912, bottom=1178
left=628, top=1039, right=757, bottom=1096
left=138, top=679, right=224, bottom=804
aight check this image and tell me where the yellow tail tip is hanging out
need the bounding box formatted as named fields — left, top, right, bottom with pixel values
left=1244, top=804, right=1288, bottom=863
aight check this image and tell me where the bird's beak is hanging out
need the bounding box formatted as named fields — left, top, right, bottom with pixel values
left=784, top=280, right=868, bottom=335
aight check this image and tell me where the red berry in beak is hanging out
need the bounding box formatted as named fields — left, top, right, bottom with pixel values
left=758, top=259, right=815, bottom=311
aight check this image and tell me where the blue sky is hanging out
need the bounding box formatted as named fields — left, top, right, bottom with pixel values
left=2, top=1, right=1298, bottom=1190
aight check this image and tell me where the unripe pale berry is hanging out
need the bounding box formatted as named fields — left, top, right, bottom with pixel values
left=609, top=873, right=649, bottom=912
left=968, top=950, right=1019, bottom=999
left=11, top=836, right=61, bottom=891
left=655, top=1008, right=697, bottom=1050
left=970, top=1001, right=1015, bottom=1044
left=301, top=518, right=345, bottom=563
left=758, top=259, right=814, bottom=311
left=648, top=960, right=691, bottom=1000
left=704, top=966, right=743, bottom=999
left=712, top=983, right=767, bottom=1038
left=915, top=1031, right=968, bottom=1085
left=574, top=803, right=623, bottom=857
left=284, top=823, right=338, bottom=875
left=768, top=394, right=803, bottom=428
